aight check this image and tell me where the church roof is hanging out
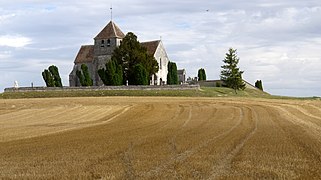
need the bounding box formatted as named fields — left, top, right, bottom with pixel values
left=141, top=40, right=160, bottom=55
left=177, top=69, right=186, bottom=74
left=95, top=21, right=125, bottom=40
left=74, top=45, right=94, bottom=64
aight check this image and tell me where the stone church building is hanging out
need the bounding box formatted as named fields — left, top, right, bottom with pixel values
left=69, top=21, right=169, bottom=86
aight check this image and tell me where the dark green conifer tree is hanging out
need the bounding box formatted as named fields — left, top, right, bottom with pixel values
left=255, top=80, right=263, bottom=91
left=112, top=32, right=158, bottom=84
left=76, top=64, right=93, bottom=86
left=42, top=65, right=62, bottom=87
left=220, top=48, right=246, bottom=94
left=98, top=60, right=123, bottom=86
left=167, top=61, right=178, bottom=85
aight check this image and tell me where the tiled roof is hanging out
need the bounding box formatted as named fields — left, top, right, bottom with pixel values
left=141, top=40, right=160, bottom=55
left=177, top=69, right=186, bottom=74
left=74, top=45, right=94, bottom=64
left=95, top=21, right=125, bottom=39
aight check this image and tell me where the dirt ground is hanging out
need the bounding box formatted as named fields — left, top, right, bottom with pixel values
left=0, top=97, right=321, bottom=179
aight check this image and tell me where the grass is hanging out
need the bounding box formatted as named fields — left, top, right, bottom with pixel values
left=1, top=86, right=319, bottom=101
left=0, top=87, right=271, bottom=99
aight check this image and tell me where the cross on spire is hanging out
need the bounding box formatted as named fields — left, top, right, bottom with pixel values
left=110, top=5, right=113, bottom=21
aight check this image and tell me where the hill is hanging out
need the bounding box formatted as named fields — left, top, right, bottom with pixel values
left=0, top=86, right=272, bottom=99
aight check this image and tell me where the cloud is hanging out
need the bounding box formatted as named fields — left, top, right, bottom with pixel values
left=0, top=35, right=32, bottom=48
left=0, top=0, right=321, bottom=97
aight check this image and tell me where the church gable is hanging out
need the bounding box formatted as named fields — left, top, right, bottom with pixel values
left=74, top=45, right=94, bottom=64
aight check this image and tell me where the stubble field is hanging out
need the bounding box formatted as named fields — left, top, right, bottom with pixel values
left=0, top=97, right=321, bottom=179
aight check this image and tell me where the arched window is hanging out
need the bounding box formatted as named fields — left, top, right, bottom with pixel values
left=160, top=58, right=162, bottom=70
left=101, top=40, right=105, bottom=47
left=107, top=39, right=111, bottom=47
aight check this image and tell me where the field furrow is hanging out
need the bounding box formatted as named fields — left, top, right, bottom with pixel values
left=0, top=97, right=321, bottom=179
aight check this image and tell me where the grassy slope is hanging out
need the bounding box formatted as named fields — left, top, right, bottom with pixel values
left=0, top=87, right=319, bottom=100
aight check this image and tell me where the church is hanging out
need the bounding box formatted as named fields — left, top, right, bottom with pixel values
left=69, top=21, right=170, bottom=86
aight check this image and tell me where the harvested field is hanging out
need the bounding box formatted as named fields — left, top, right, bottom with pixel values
left=0, top=97, right=321, bottom=179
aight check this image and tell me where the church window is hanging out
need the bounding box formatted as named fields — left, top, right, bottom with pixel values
left=160, top=58, right=162, bottom=70
left=101, top=40, right=105, bottom=47
left=107, top=39, right=111, bottom=47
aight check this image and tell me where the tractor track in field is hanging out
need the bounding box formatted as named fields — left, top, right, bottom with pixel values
left=1, top=97, right=321, bottom=179
left=207, top=105, right=258, bottom=179
left=142, top=105, right=246, bottom=178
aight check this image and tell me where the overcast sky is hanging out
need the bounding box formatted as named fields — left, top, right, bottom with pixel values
left=1, top=1, right=321, bottom=97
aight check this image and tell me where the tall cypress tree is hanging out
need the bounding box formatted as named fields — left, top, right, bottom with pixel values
left=202, top=69, right=206, bottom=81
left=42, top=69, right=55, bottom=87
left=48, top=65, right=62, bottom=87
left=198, top=68, right=206, bottom=81
left=76, top=64, right=93, bottom=86
left=42, top=65, right=62, bottom=87
left=220, top=48, right=245, bottom=94
left=255, top=80, right=263, bottom=91
left=98, top=59, right=123, bottom=86
left=167, top=61, right=178, bottom=85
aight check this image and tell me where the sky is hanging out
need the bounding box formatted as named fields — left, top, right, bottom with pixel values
left=0, top=0, right=321, bottom=97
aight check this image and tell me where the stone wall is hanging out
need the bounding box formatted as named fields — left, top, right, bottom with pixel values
left=4, top=85, right=200, bottom=93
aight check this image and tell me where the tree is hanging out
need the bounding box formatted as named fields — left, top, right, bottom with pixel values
left=167, top=61, right=178, bottom=85
left=220, top=48, right=245, bottom=94
left=98, top=59, right=123, bottom=86
left=255, top=80, right=263, bottom=91
left=198, top=68, right=206, bottom=81
left=76, top=64, right=93, bottom=86
left=48, top=65, right=62, bottom=87
left=131, top=64, right=148, bottom=85
left=112, top=32, right=158, bottom=84
left=42, top=65, right=62, bottom=87
left=42, top=69, right=55, bottom=87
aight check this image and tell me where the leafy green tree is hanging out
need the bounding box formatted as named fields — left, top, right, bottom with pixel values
left=130, top=64, right=148, bottom=85
left=198, top=68, right=206, bottom=81
left=112, top=32, right=158, bottom=84
left=220, top=48, right=245, bottom=94
left=42, top=65, right=62, bottom=87
left=98, top=59, right=123, bottom=86
left=167, top=61, right=178, bottom=85
left=255, top=80, right=264, bottom=91
left=76, top=64, right=93, bottom=86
